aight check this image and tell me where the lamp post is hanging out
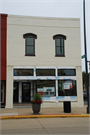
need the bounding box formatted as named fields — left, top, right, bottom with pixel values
left=83, top=0, right=90, bottom=113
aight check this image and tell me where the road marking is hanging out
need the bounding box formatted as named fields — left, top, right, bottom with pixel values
left=0, top=114, right=90, bottom=119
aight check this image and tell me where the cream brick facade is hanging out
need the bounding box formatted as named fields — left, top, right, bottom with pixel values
left=6, top=15, right=83, bottom=108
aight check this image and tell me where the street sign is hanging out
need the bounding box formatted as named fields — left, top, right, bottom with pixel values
left=81, top=55, right=85, bottom=59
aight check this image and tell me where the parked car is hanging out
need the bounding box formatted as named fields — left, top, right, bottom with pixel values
left=83, top=90, right=87, bottom=100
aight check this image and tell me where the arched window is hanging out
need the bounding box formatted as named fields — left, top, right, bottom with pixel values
left=23, top=33, right=37, bottom=56
left=53, top=34, right=66, bottom=57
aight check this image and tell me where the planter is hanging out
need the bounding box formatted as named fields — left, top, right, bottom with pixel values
left=32, top=103, right=41, bottom=114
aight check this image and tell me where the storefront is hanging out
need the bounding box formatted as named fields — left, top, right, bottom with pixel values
left=13, top=67, right=77, bottom=104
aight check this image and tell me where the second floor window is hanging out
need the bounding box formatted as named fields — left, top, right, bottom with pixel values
left=53, top=34, right=66, bottom=57
left=23, top=33, right=37, bottom=56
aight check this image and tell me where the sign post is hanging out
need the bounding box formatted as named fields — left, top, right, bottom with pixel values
left=83, top=0, right=90, bottom=114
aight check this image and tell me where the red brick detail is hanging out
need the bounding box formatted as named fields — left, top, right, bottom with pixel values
left=1, top=14, right=7, bottom=80
left=0, top=14, right=8, bottom=106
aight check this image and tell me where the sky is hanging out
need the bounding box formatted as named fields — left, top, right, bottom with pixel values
left=0, top=0, right=90, bottom=72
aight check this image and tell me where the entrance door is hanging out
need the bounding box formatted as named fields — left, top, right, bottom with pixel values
left=1, top=81, right=4, bottom=104
left=22, top=82, right=30, bottom=102
left=13, top=82, right=19, bottom=103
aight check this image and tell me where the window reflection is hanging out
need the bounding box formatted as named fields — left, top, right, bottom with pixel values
left=36, top=69, right=55, bottom=76
left=58, top=69, right=76, bottom=76
left=37, top=80, right=55, bottom=96
left=14, top=69, right=33, bottom=76
left=58, top=80, right=77, bottom=96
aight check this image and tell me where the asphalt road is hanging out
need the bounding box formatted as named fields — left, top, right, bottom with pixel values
left=1, top=118, right=90, bottom=135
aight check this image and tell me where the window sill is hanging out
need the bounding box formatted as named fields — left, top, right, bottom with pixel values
left=55, top=55, right=65, bottom=57
left=25, top=54, right=36, bottom=56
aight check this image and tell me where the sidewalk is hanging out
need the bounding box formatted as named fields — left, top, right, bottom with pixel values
left=0, top=105, right=90, bottom=119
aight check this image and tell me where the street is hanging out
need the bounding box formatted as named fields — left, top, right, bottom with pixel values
left=1, top=117, right=90, bottom=135
left=1, top=100, right=90, bottom=135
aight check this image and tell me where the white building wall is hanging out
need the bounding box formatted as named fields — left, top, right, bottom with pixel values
left=6, top=15, right=83, bottom=108
left=7, top=15, right=81, bottom=67
left=6, top=66, right=13, bottom=108
left=31, top=81, right=33, bottom=100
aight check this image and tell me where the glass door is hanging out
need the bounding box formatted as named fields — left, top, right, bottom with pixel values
left=13, top=82, right=19, bottom=103
left=22, top=82, right=30, bottom=102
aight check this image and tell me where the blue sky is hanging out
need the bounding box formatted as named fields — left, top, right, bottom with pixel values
left=0, top=0, right=90, bottom=72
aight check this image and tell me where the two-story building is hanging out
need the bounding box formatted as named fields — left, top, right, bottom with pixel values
left=1, top=14, right=83, bottom=108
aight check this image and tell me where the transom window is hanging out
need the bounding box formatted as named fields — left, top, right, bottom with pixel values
left=58, top=69, right=76, bottom=76
left=36, top=69, right=55, bottom=76
left=23, top=33, right=37, bottom=56
left=53, top=34, right=66, bottom=57
left=14, top=69, right=33, bottom=76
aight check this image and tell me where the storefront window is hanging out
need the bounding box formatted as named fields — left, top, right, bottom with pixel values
left=14, top=69, right=33, bottom=76
left=36, top=80, right=56, bottom=96
left=36, top=69, right=55, bottom=76
left=58, top=80, right=77, bottom=96
left=58, top=69, right=76, bottom=76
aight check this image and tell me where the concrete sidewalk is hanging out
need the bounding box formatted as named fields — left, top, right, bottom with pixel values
left=0, top=105, right=90, bottom=119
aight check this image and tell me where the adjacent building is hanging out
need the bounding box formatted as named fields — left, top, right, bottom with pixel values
left=0, top=14, right=83, bottom=108
left=1, top=14, right=7, bottom=108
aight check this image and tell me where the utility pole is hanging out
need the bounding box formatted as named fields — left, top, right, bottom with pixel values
left=83, top=0, right=90, bottom=113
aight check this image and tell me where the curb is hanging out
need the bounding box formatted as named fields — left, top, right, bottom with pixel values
left=0, top=114, right=90, bottom=119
